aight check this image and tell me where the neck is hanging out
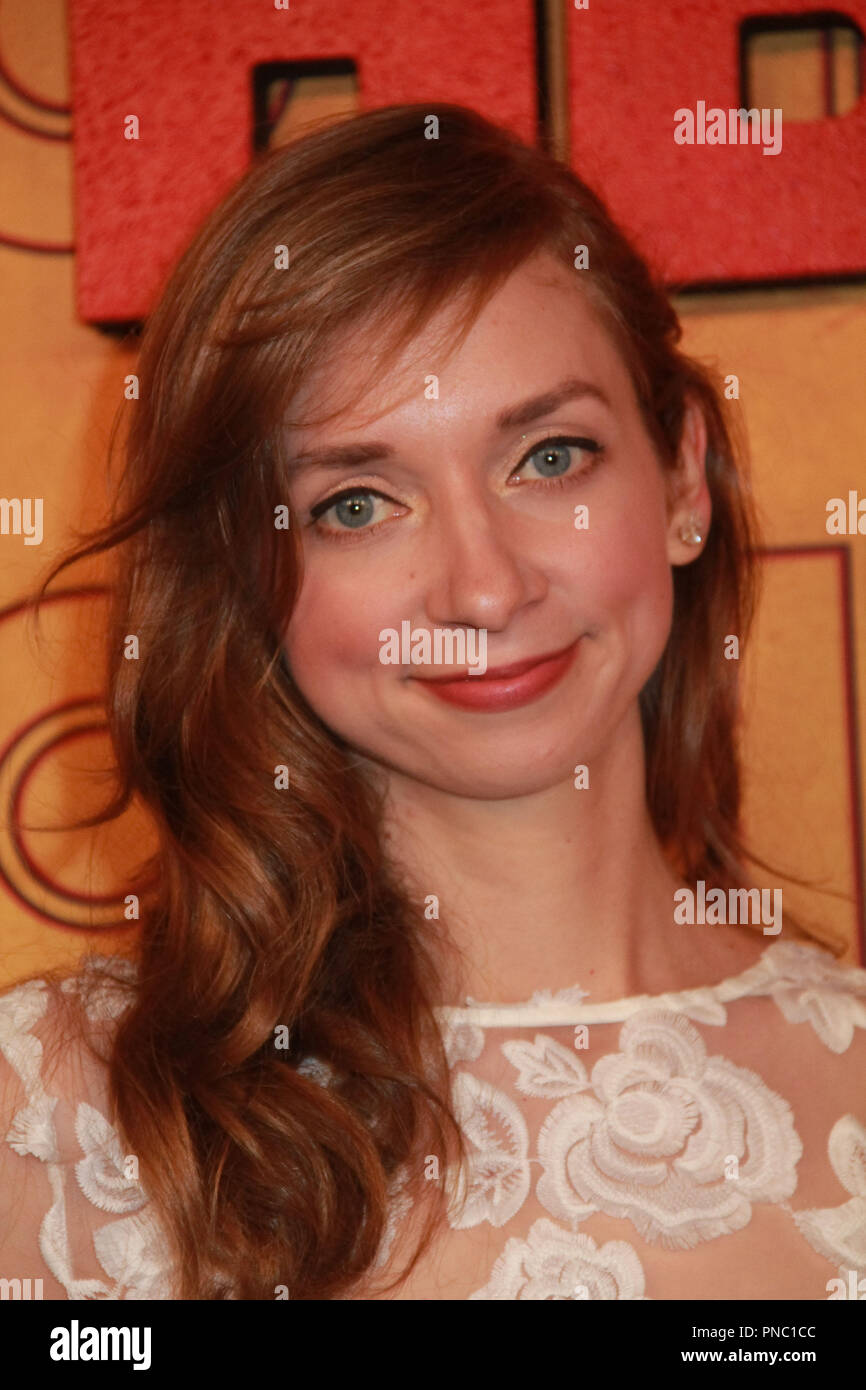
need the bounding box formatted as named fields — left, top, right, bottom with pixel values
left=378, top=702, right=699, bottom=1007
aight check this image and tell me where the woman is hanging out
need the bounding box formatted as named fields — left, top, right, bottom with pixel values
left=1, top=103, right=864, bottom=1301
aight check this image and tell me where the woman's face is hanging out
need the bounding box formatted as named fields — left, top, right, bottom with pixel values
left=281, top=250, right=708, bottom=799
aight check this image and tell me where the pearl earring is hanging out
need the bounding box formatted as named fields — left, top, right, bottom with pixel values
left=678, top=513, right=703, bottom=546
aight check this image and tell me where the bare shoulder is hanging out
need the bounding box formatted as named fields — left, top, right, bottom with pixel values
left=0, top=953, right=138, bottom=1099
left=658, top=912, right=855, bottom=998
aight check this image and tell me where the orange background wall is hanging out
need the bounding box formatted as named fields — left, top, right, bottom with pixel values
left=0, top=0, right=863, bottom=987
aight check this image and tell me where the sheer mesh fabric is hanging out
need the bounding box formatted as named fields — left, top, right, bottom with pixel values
left=2, top=941, right=865, bottom=1300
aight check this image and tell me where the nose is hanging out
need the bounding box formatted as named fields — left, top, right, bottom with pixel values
left=421, top=490, right=548, bottom=633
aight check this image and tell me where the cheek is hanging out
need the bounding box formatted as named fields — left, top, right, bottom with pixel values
left=608, top=526, right=672, bottom=616
left=587, top=461, right=674, bottom=616
left=282, top=560, right=393, bottom=693
left=561, top=516, right=671, bottom=612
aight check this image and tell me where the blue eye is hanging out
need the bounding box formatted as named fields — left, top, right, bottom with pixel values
left=528, top=442, right=573, bottom=477
left=516, top=436, right=604, bottom=484
left=306, top=433, right=606, bottom=543
left=328, top=494, right=376, bottom=529
left=308, top=488, right=396, bottom=534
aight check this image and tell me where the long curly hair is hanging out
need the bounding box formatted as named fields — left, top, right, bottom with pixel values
left=25, top=102, right=839, bottom=1299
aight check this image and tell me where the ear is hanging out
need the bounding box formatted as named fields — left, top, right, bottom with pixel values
left=665, top=396, right=712, bottom=567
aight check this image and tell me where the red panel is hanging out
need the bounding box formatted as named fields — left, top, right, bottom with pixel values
left=567, top=0, right=866, bottom=285
left=68, top=0, right=536, bottom=322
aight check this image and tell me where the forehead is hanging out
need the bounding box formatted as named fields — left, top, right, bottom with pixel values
left=287, top=251, right=635, bottom=436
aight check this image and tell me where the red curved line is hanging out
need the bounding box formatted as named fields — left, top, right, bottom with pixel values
left=9, top=720, right=123, bottom=907
left=0, top=699, right=133, bottom=929
left=0, top=97, right=70, bottom=139
left=0, top=229, right=74, bottom=253
left=0, top=868, right=137, bottom=932
left=0, top=584, right=109, bottom=625
left=0, top=48, right=71, bottom=114
left=0, top=694, right=103, bottom=769
left=0, top=585, right=133, bottom=929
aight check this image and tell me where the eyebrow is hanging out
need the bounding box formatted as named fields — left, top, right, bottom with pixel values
left=284, top=376, right=612, bottom=476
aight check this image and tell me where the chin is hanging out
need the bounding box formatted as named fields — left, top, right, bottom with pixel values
left=403, top=742, right=591, bottom=800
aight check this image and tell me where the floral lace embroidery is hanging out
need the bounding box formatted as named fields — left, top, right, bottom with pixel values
left=0, top=976, right=49, bottom=1096
left=447, top=1072, right=532, bottom=1229
left=442, top=947, right=866, bottom=1295
left=75, top=1102, right=148, bottom=1216
left=0, top=966, right=175, bottom=1299
left=791, top=1114, right=866, bottom=1276
left=3, top=941, right=866, bottom=1299
left=442, top=1020, right=485, bottom=1069
left=446, top=1010, right=803, bottom=1257
left=468, top=1216, right=648, bottom=1300
left=749, top=944, right=866, bottom=1053
left=533, top=1011, right=802, bottom=1248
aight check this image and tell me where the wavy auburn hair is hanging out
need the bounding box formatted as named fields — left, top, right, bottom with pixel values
left=30, top=102, right=834, bottom=1299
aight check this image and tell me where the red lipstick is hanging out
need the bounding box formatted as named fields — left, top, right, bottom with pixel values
left=413, top=640, right=580, bottom=712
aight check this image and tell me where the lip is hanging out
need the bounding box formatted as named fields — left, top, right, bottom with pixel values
left=412, top=639, right=580, bottom=712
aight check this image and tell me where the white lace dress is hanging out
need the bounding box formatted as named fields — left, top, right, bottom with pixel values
left=1, top=940, right=865, bottom=1300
